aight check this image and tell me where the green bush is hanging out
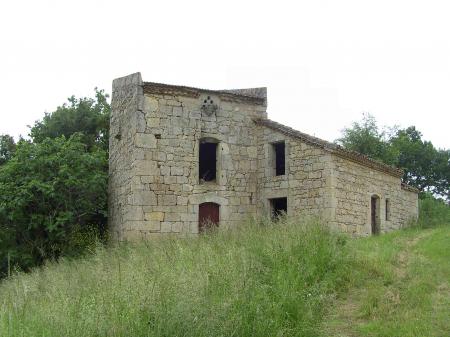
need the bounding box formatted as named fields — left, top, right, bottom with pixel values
left=0, top=135, right=108, bottom=278
left=416, top=194, right=450, bottom=228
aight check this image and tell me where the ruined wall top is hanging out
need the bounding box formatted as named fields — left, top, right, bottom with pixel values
left=143, top=81, right=267, bottom=107
left=112, top=72, right=143, bottom=89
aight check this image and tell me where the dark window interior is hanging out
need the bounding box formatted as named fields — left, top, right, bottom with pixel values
left=385, top=199, right=390, bottom=221
left=371, top=196, right=380, bottom=235
left=273, top=142, right=285, bottom=176
left=270, top=197, right=287, bottom=219
left=199, top=142, right=217, bottom=182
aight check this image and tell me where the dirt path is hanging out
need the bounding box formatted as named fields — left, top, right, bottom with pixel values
left=394, top=231, right=432, bottom=278
left=321, top=231, right=433, bottom=337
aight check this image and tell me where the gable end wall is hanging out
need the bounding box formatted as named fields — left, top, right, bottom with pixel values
left=330, top=154, right=418, bottom=235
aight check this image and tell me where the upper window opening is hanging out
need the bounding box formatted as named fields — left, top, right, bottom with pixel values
left=199, top=140, right=217, bottom=182
left=272, top=141, right=285, bottom=176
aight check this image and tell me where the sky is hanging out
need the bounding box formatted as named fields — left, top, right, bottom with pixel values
left=0, top=0, right=449, bottom=149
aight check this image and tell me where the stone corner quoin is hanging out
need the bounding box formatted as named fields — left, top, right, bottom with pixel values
left=108, top=72, right=419, bottom=240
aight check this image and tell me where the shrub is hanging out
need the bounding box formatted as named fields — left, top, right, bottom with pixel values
left=416, top=194, right=450, bottom=228
left=0, top=135, right=108, bottom=278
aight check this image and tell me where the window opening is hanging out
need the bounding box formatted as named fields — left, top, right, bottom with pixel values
left=272, top=142, right=285, bottom=176
left=385, top=199, right=391, bottom=221
left=199, top=141, right=217, bottom=182
left=270, top=197, right=287, bottom=220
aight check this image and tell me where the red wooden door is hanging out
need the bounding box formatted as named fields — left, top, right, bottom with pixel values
left=199, top=202, right=219, bottom=232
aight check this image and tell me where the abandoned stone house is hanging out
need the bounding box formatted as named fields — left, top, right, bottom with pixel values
left=108, top=72, right=418, bottom=240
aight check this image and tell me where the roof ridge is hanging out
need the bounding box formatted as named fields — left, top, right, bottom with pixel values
left=401, top=183, right=420, bottom=193
left=254, top=118, right=404, bottom=178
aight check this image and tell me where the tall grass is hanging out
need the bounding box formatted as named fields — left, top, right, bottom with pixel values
left=324, top=225, right=450, bottom=337
left=0, top=218, right=351, bottom=337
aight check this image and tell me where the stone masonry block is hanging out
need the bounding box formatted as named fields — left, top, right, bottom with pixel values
left=165, top=213, right=181, bottom=221
left=144, top=211, right=165, bottom=221
left=170, top=166, right=184, bottom=176
left=158, top=194, right=177, bottom=206
left=146, top=117, right=160, bottom=127
left=145, top=96, right=158, bottom=113
left=123, top=206, right=144, bottom=221
left=161, top=222, right=172, bottom=233
left=177, top=196, right=188, bottom=205
left=135, top=133, right=157, bottom=149
left=133, top=160, right=158, bottom=175
left=131, top=220, right=161, bottom=232
left=130, top=191, right=157, bottom=206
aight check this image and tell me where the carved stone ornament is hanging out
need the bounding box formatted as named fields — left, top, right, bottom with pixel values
left=201, top=95, right=218, bottom=116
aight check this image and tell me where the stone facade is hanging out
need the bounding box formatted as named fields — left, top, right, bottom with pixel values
left=109, top=72, right=418, bottom=240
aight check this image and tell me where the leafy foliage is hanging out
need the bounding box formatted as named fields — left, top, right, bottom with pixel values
left=29, top=89, right=110, bottom=150
left=337, top=113, right=397, bottom=165
left=390, top=127, right=449, bottom=198
left=0, top=135, right=108, bottom=277
left=0, top=89, right=110, bottom=278
left=337, top=114, right=450, bottom=200
left=0, top=134, right=16, bottom=165
left=416, top=193, right=450, bottom=228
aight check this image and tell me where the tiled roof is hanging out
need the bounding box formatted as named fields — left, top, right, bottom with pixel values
left=255, top=118, right=405, bottom=178
left=401, top=183, right=420, bottom=193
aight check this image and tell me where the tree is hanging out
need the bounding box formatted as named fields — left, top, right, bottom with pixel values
left=390, top=127, right=449, bottom=199
left=0, top=134, right=16, bottom=165
left=336, top=113, right=397, bottom=165
left=0, top=135, right=108, bottom=277
left=337, top=115, right=449, bottom=200
left=29, top=89, right=110, bottom=150
left=433, top=149, right=450, bottom=200
left=0, top=89, right=111, bottom=278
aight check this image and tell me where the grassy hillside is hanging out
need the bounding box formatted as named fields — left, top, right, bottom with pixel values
left=323, top=225, right=449, bottom=336
left=0, top=219, right=449, bottom=337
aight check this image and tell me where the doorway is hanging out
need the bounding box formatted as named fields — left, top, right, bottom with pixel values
left=371, top=195, right=380, bottom=235
left=199, top=202, right=220, bottom=232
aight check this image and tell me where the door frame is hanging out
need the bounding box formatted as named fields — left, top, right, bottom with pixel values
left=371, top=194, right=381, bottom=235
left=198, top=202, right=220, bottom=233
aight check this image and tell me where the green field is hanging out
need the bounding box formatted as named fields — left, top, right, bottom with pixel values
left=323, top=225, right=449, bottom=336
left=0, top=219, right=449, bottom=337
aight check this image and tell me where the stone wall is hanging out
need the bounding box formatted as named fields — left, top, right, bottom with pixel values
left=109, top=73, right=419, bottom=240
left=256, top=127, right=334, bottom=222
left=108, top=73, right=144, bottom=240
left=109, top=73, right=267, bottom=239
left=330, top=155, right=418, bottom=235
